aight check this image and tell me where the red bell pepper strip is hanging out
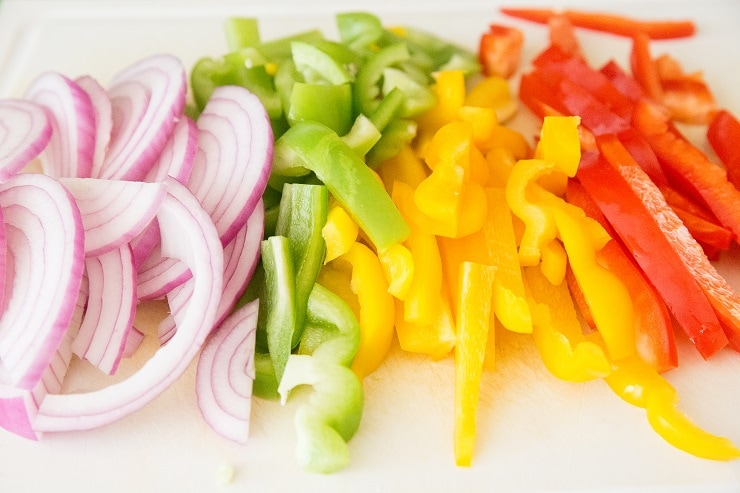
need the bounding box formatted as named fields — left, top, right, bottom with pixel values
left=630, top=33, right=663, bottom=102
left=707, top=109, right=740, bottom=190
left=500, top=7, right=696, bottom=39
left=565, top=179, right=677, bottom=373
left=533, top=46, right=635, bottom=119
left=631, top=99, right=740, bottom=242
left=576, top=148, right=728, bottom=358
left=478, top=24, right=524, bottom=79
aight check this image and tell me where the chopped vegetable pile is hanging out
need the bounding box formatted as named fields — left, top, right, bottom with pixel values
left=0, top=6, right=739, bottom=476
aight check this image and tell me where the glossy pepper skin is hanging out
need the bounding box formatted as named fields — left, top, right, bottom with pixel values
left=523, top=264, right=611, bottom=382
left=576, top=150, right=729, bottom=358
left=454, top=262, right=497, bottom=467
left=604, top=356, right=740, bottom=461
left=270, top=121, right=410, bottom=251
left=278, top=283, right=363, bottom=474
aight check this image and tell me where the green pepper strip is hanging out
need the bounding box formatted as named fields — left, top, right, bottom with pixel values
left=291, top=41, right=352, bottom=86
left=288, top=82, right=353, bottom=136
left=260, top=235, right=297, bottom=384
left=275, top=183, right=329, bottom=348
left=341, top=114, right=382, bottom=159
left=278, top=283, right=363, bottom=474
left=354, top=43, right=410, bottom=118
left=271, top=121, right=410, bottom=250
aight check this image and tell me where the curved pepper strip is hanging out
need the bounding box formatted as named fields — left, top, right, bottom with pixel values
left=505, top=158, right=559, bottom=266
left=270, top=121, right=410, bottom=251
left=523, top=264, right=611, bottom=382
left=322, top=203, right=359, bottom=264
left=278, top=282, right=363, bottom=474
left=551, top=205, right=636, bottom=361
left=454, top=261, right=497, bottom=467
left=604, top=355, right=740, bottom=461
left=332, top=242, right=395, bottom=379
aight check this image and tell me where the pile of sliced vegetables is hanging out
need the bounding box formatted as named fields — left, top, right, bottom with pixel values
left=0, top=6, right=739, bottom=476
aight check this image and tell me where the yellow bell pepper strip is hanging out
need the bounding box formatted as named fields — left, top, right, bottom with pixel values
left=322, top=203, right=359, bottom=264
left=439, top=188, right=532, bottom=335
left=550, top=206, right=636, bottom=361
left=454, top=261, right=497, bottom=467
left=391, top=181, right=445, bottom=326
left=604, top=355, right=740, bottom=461
left=393, top=294, right=456, bottom=360
left=534, top=115, right=581, bottom=195
left=413, top=159, right=488, bottom=238
left=423, top=120, right=489, bottom=185
left=333, top=242, right=395, bottom=379
left=270, top=121, right=410, bottom=251
left=486, top=147, right=517, bottom=188
left=505, top=158, right=558, bottom=266
left=416, top=70, right=466, bottom=143
left=278, top=283, right=363, bottom=474
left=275, top=183, right=329, bottom=348
left=522, top=265, right=611, bottom=382
left=377, top=243, right=414, bottom=300
left=539, top=239, right=567, bottom=286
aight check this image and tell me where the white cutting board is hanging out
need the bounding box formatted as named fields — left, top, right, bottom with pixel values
left=0, top=1, right=738, bottom=492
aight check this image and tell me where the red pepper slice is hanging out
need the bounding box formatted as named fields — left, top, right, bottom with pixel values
left=546, top=13, right=582, bottom=58
left=478, top=24, right=524, bottom=79
left=500, top=7, right=696, bottom=39
left=630, top=33, right=663, bottom=102
left=707, top=109, right=740, bottom=190
left=576, top=147, right=728, bottom=358
left=533, top=46, right=635, bottom=118
left=565, top=179, right=678, bottom=373
left=632, top=99, right=740, bottom=242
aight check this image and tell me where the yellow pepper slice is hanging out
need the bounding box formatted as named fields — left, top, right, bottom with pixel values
left=334, top=242, right=395, bottom=379
left=392, top=181, right=445, bottom=325
left=551, top=206, right=635, bottom=361
left=605, top=355, right=740, bottom=461
left=377, top=243, right=414, bottom=300
left=454, top=261, right=497, bottom=467
left=394, top=294, right=456, bottom=360
left=505, top=158, right=559, bottom=266
left=416, top=69, right=466, bottom=137
left=322, top=203, right=359, bottom=264
left=523, top=265, right=611, bottom=382
left=463, top=75, right=519, bottom=123
left=375, top=144, right=428, bottom=193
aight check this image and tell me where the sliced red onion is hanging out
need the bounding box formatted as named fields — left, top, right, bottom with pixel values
left=25, top=72, right=96, bottom=178
left=122, top=327, right=145, bottom=359
left=0, top=173, right=84, bottom=390
left=75, top=75, right=112, bottom=178
left=72, top=244, right=137, bottom=375
left=195, top=299, right=258, bottom=445
left=136, top=248, right=190, bottom=301
left=0, top=276, right=87, bottom=440
left=0, top=99, right=52, bottom=181
left=143, top=115, right=197, bottom=184
left=101, top=54, right=186, bottom=181
left=130, top=116, right=198, bottom=268
left=158, top=200, right=264, bottom=344
left=188, top=85, right=272, bottom=245
left=59, top=177, right=166, bottom=257
left=34, top=177, right=223, bottom=431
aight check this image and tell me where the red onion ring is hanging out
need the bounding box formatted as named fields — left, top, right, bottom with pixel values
left=0, top=99, right=52, bottom=181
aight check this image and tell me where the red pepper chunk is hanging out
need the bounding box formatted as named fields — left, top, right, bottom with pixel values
left=576, top=148, right=729, bottom=358
left=478, top=24, right=524, bottom=79
left=632, top=99, right=740, bottom=243
left=500, top=7, right=696, bottom=39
